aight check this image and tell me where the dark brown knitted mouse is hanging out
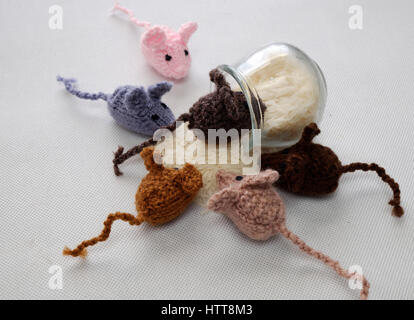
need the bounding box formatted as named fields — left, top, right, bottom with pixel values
left=112, top=68, right=257, bottom=175
left=261, top=123, right=403, bottom=217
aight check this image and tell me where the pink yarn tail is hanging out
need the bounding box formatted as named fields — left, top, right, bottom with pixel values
left=113, top=2, right=151, bottom=29
left=279, top=225, right=370, bottom=300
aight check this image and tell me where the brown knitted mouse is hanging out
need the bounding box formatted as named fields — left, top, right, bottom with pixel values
left=63, top=147, right=203, bottom=257
left=112, top=68, right=258, bottom=176
left=261, top=123, right=403, bottom=217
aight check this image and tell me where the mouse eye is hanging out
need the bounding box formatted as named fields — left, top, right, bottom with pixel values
left=184, top=50, right=189, bottom=56
left=165, top=54, right=172, bottom=61
left=235, top=176, right=243, bottom=181
left=161, top=102, right=168, bottom=109
left=151, top=114, right=160, bottom=121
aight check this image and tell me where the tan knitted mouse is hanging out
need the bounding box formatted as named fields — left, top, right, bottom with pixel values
left=63, top=147, right=203, bottom=257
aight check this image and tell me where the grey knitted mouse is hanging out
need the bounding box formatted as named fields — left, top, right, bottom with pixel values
left=57, top=76, right=175, bottom=136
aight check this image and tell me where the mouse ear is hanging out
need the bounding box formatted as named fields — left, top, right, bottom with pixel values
left=209, top=69, right=242, bottom=121
left=142, top=26, right=167, bottom=50
left=140, top=147, right=162, bottom=171
left=299, top=122, right=320, bottom=144
left=241, top=170, right=279, bottom=188
left=178, top=22, right=197, bottom=44
left=148, top=82, right=173, bottom=100
left=207, top=188, right=237, bottom=212
left=125, top=87, right=148, bottom=110
left=177, top=163, right=203, bottom=194
left=209, top=68, right=230, bottom=89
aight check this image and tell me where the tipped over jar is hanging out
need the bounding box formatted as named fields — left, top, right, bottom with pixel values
left=218, top=43, right=327, bottom=151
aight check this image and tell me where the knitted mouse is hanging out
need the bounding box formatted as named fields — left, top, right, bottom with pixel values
left=57, top=76, right=175, bottom=136
left=261, top=123, right=403, bottom=217
left=112, top=68, right=255, bottom=175
left=63, top=147, right=203, bottom=257
left=207, top=169, right=370, bottom=300
left=113, top=2, right=197, bottom=80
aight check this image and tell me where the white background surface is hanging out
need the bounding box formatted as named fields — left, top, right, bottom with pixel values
left=0, top=0, right=413, bottom=300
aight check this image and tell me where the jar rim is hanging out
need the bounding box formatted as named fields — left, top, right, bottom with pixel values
left=219, top=43, right=328, bottom=150
left=217, top=64, right=263, bottom=132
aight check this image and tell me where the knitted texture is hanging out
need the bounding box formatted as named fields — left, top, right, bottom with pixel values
left=208, top=170, right=285, bottom=240
left=112, top=68, right=255, bottom=175
left=63, top=147, right=203, bottom=257
left=57, top=76, right=175, bottom=136
left=113, top=2, right=197, bottom=80
left=261, top=123, right=404, bottom=217
left=207, top=169, right=370, bottom=300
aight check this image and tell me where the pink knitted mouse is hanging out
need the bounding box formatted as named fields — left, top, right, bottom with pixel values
left=208, top=169, right=370, bottom=300
left=113, top=2, right=197, bottom=80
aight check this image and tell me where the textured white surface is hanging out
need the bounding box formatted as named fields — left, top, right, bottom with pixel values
left=0, top=0, right=413, bottom=300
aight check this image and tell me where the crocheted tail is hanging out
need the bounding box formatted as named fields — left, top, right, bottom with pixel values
left=279, top=224, right=370, bottom=300
left=112, top=2, right=151, bottom=29
left=57, top=76, right=108, bottom=101
left=112, top=113, right=191, bottom=176
left=63, top=212, right=143, bottom=258
left=341, top=162, right=403, bottom=217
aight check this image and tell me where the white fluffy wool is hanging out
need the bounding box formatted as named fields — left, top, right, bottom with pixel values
left=155, top=123, right=247, bottom=207
left=247, top=54, right=320, bottom=146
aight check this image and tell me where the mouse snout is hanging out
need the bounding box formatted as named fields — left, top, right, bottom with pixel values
left=175, top=64, right=187, bottom=74
left=169, top=65, right=189, bottom=79
left=156, top=112, right=175, bottom=127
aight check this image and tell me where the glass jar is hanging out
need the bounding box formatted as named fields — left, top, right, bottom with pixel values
left=218, top=43, right=327, bottom=151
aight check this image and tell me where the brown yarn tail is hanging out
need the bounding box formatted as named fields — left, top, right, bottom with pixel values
left=63, top=212, right=144, bottom=257
left=113, top=140, right=155, bottom=176
left=279, top=225, right=370, bottom=300
left=112, top=114, right=190, bottom=176
left=341, top=162, right=403, bottom=217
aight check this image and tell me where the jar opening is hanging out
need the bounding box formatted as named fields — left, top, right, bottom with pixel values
left=218, top=43, right=327, bottom=151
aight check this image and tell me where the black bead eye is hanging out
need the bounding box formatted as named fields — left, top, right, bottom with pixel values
left=184, top=50, right=189, bottom=56
left=235, top=176, right=243, bottom=181
left=165, top=54, right=172, bottom=61
left=151, top=114, right=160, bottom=121
left=161, top=102, right=168, bottom=109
